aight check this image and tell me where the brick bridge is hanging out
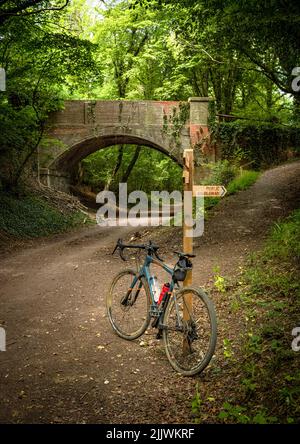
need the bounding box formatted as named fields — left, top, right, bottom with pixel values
left=39, top=97, right=215, bottom=191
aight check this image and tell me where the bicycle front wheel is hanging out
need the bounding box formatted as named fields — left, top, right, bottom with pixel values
left=106, top=269, right=151, bottom=340
left=163, top=286, right=217, bottom=376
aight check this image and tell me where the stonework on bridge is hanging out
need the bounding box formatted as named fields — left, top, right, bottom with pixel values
left=39, top=97, right=214, bottom=191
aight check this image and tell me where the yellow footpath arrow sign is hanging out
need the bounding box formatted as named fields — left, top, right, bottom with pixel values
left=193, top=185, right=227, bottom=197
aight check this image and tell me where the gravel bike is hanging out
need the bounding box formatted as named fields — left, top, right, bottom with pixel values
left=106, top=239, right=217, bottom=376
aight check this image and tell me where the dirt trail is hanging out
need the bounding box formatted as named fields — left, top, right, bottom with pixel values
left=0, top=161, right=300, bottom=424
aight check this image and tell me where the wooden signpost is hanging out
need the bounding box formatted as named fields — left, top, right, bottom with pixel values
left=182, top=149, right=194, bottom=351
left=182, top=149, right=226, bottom=351
left=193, top=185, right=227, bottom=198
left=183, top=149, right=194, bottom=277
left=182, top=148, right=228, bottom=270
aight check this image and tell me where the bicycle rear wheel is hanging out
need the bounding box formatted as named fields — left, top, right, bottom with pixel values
left=106, top=269, right=151, bottom=340
left=163, top=286, right=217, bottom=376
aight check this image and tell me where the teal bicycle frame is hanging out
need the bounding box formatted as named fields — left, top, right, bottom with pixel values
left=129, top=254, right=176, bottom=322
left=129, top=253, right=177, bottom=318
left=114, top=238, right=192, bottom=332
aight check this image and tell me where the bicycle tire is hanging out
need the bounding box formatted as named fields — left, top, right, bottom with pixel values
left=163, top=286, right=217, bottom=376
left=106, top=269, right=151, bottom=340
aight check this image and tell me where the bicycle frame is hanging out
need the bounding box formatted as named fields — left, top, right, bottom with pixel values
left=128, top=254, right=177, bottom=315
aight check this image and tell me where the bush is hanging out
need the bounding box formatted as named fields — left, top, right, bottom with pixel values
left=202, top=161, right=260, bottom=210
left=205, top=160, right=238, bottom=186
left=212, top=121, right=300, bottom=169
left=238, top=209, right=300, bottom=422
left=265, top=209, right=300, bottom=262
left=0, top=192, right=87, bottom=238
left=227, top=170, right=260, bottom=195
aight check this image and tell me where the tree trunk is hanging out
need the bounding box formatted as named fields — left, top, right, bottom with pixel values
left=121, top=146, right=141, bottom=183
left=105, top=145, right=124, bottom=190
left=292, top=95, right=300, bottom=124
left=12, top=127, right=44, bottom=188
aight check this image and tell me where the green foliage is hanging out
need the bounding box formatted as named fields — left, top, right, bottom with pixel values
left=0, top=192, right=87, bottom=238
left=218, top=402, right=278, bottom=424
left=162, top=102, right=190, bottom=148
left=246, top=333, right=263, bottom=355
left=202, top=162, right=259, bottom=212
left=81, top=146, right=182, bottom=194
left=214, top=275, right=226, bottom=293
left=218, top=402, right=250, bottom=424
left=189, top=208, right=300, bottom=424
left=0, top=2, right=100, bottom=187
left=244, top=210, right=300, bottom=298
left=227, top=170, right=260, bottom=195
left=265, top=210, right=300, bottom=262
left=214, top=121, right=300, bottom=169
left=91, top=1, right=174, bottom=100
left=223, top=338, right=234, bottom=360
left=2, top=0, right=299, bottom=193
left=191, top=383, right=202, bottom=423
left=205, top=160, right=238, bottom=186
left=137, top=0, right=300, bottom=104
left=2, top=0, right=300, bottom=192
left=213, top=266, right=227, bottom=293
left=230, top=209, right=300, bottom=423
left=241, top=377, right=257, bottom=394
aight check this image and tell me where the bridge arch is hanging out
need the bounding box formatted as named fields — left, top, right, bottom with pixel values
left=50, top=132, right=182, bottom=173
left=39, top=98, right=214, bottom=191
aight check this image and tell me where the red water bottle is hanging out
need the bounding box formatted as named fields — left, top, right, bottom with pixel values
left=158, top=283, right=170, bottom=305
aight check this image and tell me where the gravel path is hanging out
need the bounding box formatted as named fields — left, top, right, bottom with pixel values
left=0, top=161, right=300, bottom=423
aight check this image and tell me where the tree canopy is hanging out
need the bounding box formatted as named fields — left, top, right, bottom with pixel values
left=1, top=0, right=299, bottom=190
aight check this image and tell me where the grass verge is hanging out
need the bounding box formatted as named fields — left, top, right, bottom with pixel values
left=194, top=209, right=300, bottom=424
left=204, top=169, right=260, bottom=211
left=226, top=170, right=260, bottom=195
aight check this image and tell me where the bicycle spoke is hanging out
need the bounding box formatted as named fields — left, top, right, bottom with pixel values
left=163, top=287, right=217, bottom=376
left=106, top=269, right=150, bottom=340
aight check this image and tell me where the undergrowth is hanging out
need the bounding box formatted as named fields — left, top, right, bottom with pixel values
left=192, top=209, right=300, bottom=424
left=204, top=162, right=260, bottom=211
left=0, top=191, right=89, bottom=238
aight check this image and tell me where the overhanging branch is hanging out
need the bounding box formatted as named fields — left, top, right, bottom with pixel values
left=0, top=0, right=70, bottom=24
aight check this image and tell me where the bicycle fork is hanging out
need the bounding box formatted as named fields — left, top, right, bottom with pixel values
left=120, top=278, right=143, bottom=306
